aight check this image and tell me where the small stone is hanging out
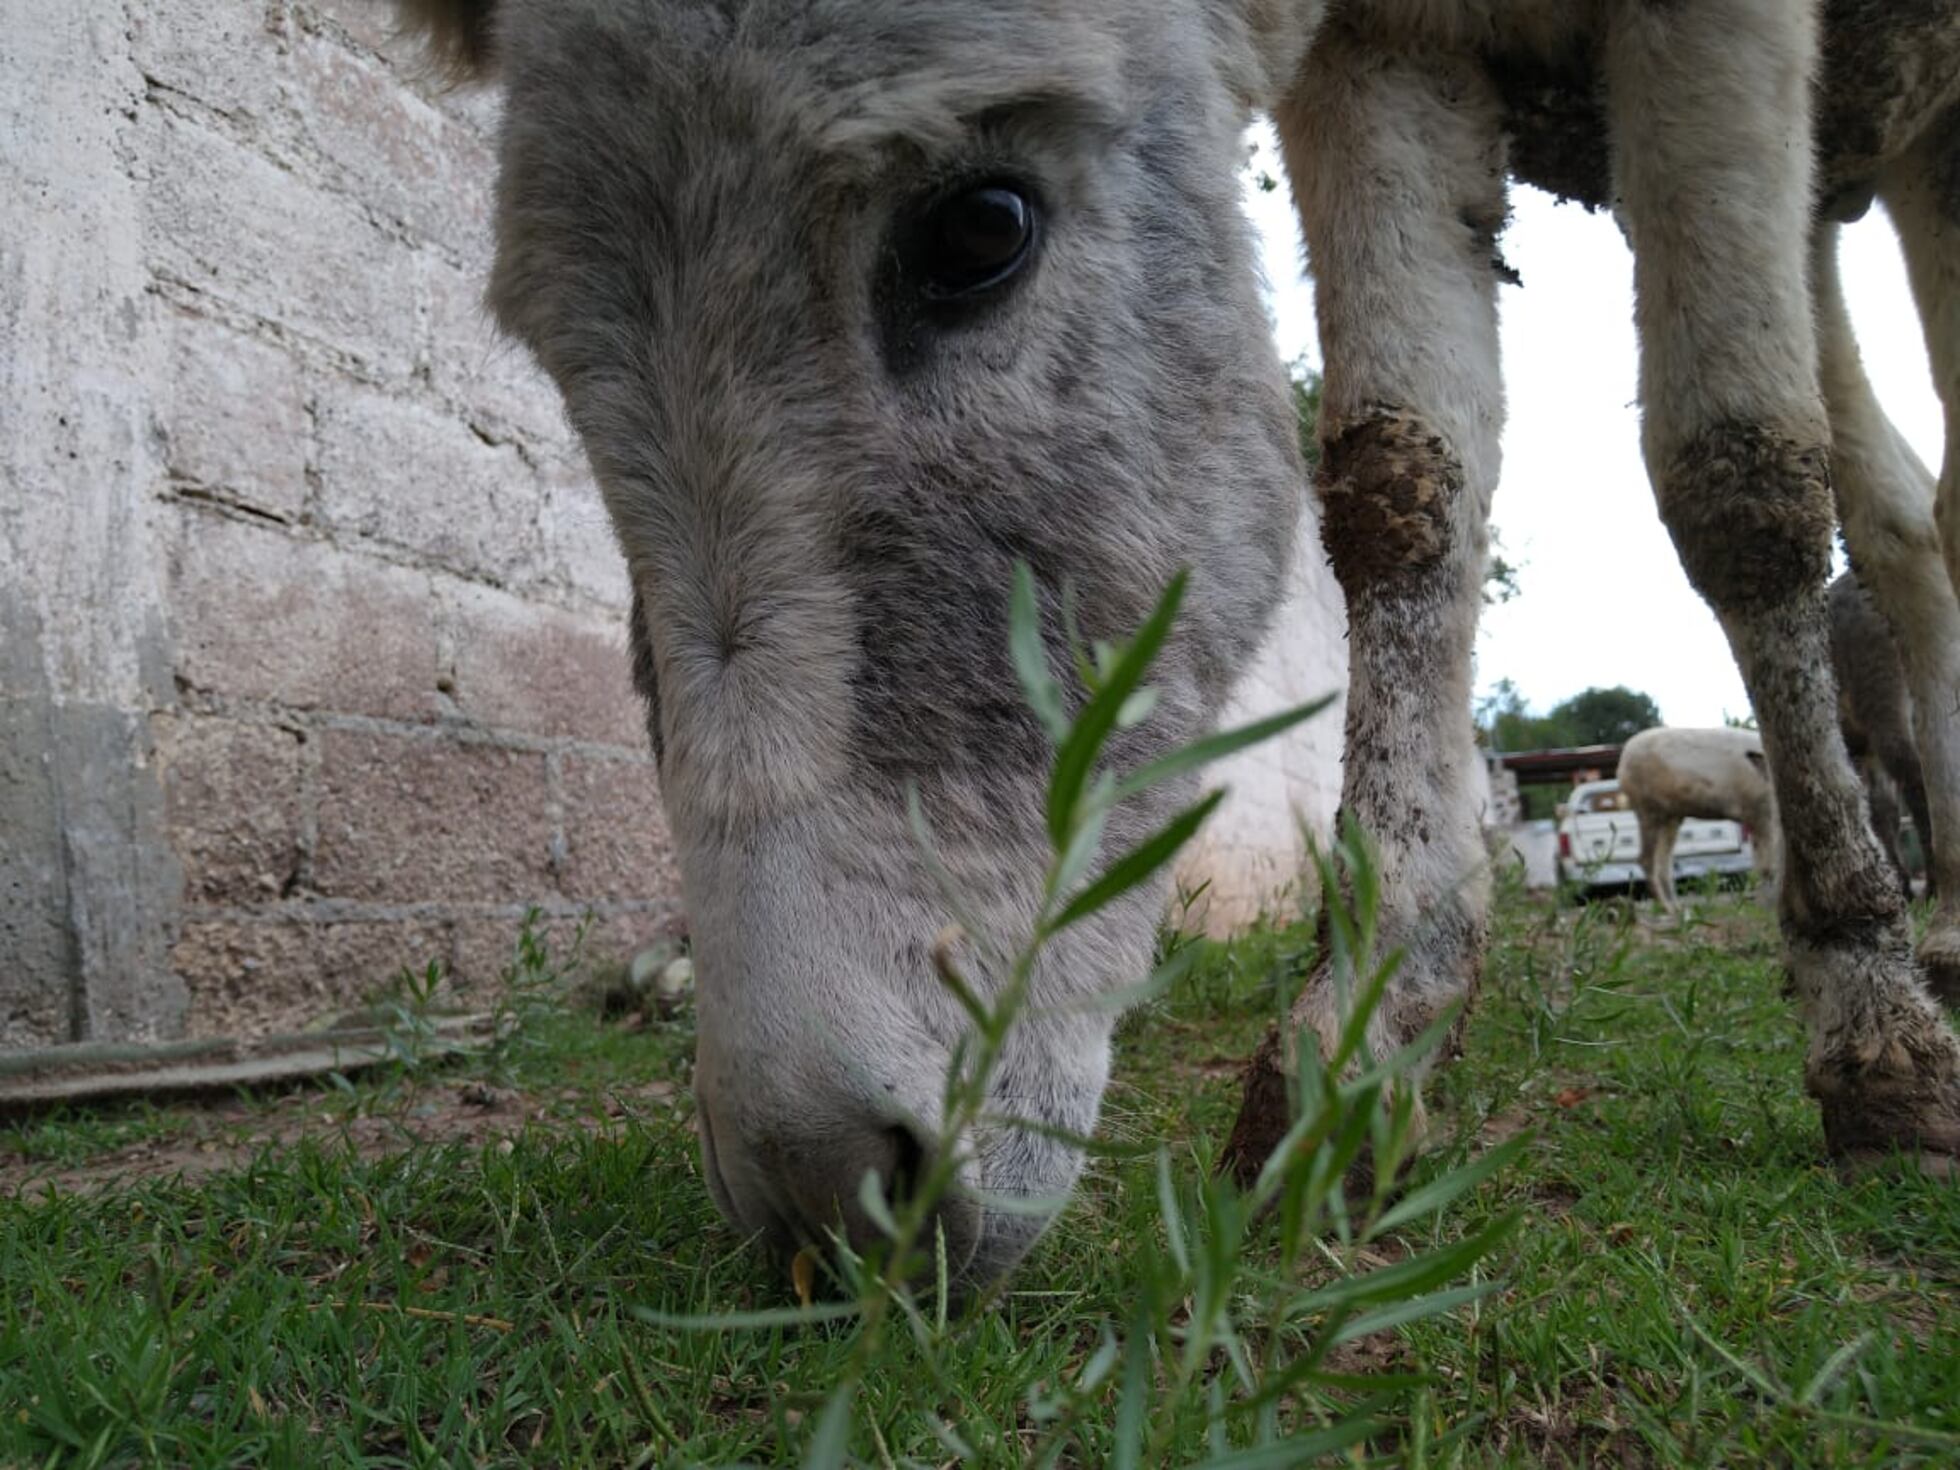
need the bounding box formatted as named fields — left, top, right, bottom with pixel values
left=654, top=955, right=694, bottom=1019
left=657, top=956, right=693, bottom=997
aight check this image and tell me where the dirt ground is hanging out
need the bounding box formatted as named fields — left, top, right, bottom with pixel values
left=0, top=1076, right=678, bottom=1201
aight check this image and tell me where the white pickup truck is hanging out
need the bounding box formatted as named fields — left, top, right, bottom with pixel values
left=1556, top=779, right=1756, bottom=895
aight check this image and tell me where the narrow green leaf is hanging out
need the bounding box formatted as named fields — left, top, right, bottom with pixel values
left=1330, top=1280, right=1499, bottom=1345
left=1076, top=1328, right=1122, bottom=1392
left=1181, top=1415, right=1382, bottom=1468
left=1050, top=789, right=1224, bottom=933
left=1028, top=938, right=1203, bottom=1019
left=1046, top=571, right=1188, bottom=852
left=1368, top=1134, right=1528, bottom=1239
left=1156, top=1150, right=1190, bottom=1275
left=1011, top=561, right=1070, bottom=744
left=1116, top=686, right=1160, bottom=730
left=1114, top=694, right=1338, bottom=802
left=1797, top=1332, right=1872, bottom=1407
left=803, top=1379, right=857, bottom=1470
left=631, top=1301, right=860, bottom=1332
left=1049, top=773, right=1114, bottom=904
left=1287, top=1216, right=1517, bottom=1318
left=1112, top=1310, right=1152, bottom=1470
left=856, top=1168, right=897, bottom=1240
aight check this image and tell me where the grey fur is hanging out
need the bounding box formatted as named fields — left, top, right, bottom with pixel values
left=401, top=0, right=1310, bottom=1286
left=391, top=0, right=1960, bottom=1286
left=1829, top=570, right=1934, bottom=900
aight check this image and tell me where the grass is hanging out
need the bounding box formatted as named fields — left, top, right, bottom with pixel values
left=4, top=882, right=1959, bottom=1467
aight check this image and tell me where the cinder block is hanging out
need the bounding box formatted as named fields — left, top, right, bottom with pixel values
left=416, top=248, right=568, bottom=443
left=173, top=916, right=452, bottom=1038
left=314, top=729, right=554, bottom=903
left=558, top=755, right=680, bottom=902
left=161, top=309, right=310, bottom=520
left=154, top=714, right=305, bottom=905
left=440, top=581, right=644, bottom=747
left=448, top=906, right=684, bottom=1000
left=314, top=917, right=456, bottom=1008
left=140, top=109, right=415, bottom=379
left=313, top=380, right=546, bottom=586
left=296, top=0, right=503, bottom=132
left=169, top=508, right=442, bottom=721
left=296, top=0, right=398, bottom=60
left=129, top=0, right=292, bottom=133
left=286, top=25, right=494, bottom=252
left=538, top=449, right=631, bottom=607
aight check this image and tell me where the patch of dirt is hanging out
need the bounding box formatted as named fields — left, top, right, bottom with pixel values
left=1479, top=1106, right=1534, bottom=1147
left=1528, top=1178, right=1583, bottom=1218
left=0, top=1078, right=677, bottom=1200
left=1484, top=1408, right=1656, bottom=1469
left=1848, top=1276, right=1948, bottom=1345
left=1320, top=1328, right=1415, bottom=1380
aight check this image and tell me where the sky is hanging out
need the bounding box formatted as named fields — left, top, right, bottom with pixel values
left=1238, top=124, right=1948, bottom=729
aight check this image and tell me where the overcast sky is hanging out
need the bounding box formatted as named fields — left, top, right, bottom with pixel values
left=1240, top=124, right=1947, bottom=729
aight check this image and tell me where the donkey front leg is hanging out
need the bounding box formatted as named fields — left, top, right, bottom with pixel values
left=1883, top=115, right=1960, bottom=645
left=1816, top=219, right=1960, bottom=999
left=1610, top=2, right=1960, bottom=1165
left=1222, top=28, right=1504, bottom=1186
left=1880, top=117, right=1960, bottom=988
left=1643, top=814, right=1682, bottom=913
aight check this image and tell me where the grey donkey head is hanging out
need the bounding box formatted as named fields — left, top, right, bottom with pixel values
left=401, top=0, right=1318, bottom=1289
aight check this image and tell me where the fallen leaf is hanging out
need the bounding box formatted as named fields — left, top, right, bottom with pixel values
left=791, top=1245, right=819, bottom=1308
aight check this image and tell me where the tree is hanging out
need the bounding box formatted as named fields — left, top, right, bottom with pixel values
left=1475, top=681, right=1662, bottom=752
left=1288, top=359, right=1322, bottom=474
left=1547, top=685, right=1662, bottom=746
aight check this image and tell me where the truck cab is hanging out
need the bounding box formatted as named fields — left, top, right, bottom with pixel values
left=1556, top=779, right=1755, bottom=895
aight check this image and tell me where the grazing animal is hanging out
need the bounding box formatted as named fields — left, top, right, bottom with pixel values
left=1616, top=727, right=1777, bottom=913
left=397, top=0, right=1960, bottom=1288
left=1829, top=570, right=1936, bottom=901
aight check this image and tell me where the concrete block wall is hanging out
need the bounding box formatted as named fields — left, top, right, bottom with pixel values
left=2, top=1, right=680, bottom=1046
left=2, top=1, right=1349, bottom=1047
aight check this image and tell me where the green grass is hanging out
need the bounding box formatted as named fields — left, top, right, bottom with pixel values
left=4, top=884, right=1959, bottom=1467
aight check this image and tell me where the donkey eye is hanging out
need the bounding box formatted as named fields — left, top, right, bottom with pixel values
left=917, top=184, right=1037, bottom=300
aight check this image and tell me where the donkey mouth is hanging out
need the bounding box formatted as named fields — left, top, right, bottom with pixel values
left=696, top=1100, right=997, bottom=1291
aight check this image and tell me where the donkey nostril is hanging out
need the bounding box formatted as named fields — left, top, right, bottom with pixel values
left=884, top=1124, right=928, bottom=1210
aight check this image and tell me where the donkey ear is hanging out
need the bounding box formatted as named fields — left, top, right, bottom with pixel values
left=396, top=0, right=499, bottom=80
left=1209, top=0, right=1322, bottom=111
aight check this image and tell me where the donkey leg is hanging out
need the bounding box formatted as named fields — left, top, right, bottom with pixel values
left=1648, top=817, right=1682, bottom=913
left=1882, top=116, right=1960, bottom=618
left=1636, top=812, right=1665, bottom=907
left=1876, top=129, right=1960, bottom=992
left=1222, top=26, right=1504, bottom=1185
left=1818, top=217, right=1960, bottom=995
left=1866, top=763, right=1912, bottom=902
left=1610, top=3, right=1960, bottom=1165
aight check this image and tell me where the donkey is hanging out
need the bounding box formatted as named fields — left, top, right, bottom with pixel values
left=1617, top=727, right=1777, bottom=913
left=1220, top=0, right=1960, bottom=1182
left=398, top=0, right=1960, bottom=1288
left=1830, top=570, right=1936, bottom=902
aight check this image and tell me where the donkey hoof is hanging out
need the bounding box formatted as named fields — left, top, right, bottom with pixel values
left=1831, top=1146, right=1960, bottom=1183
left=1819, top=1083, right=1960, bottom=1180
left=1216, top=1023, right=1424, bottom=1208
left=1218, top=1025, right=1288, bottom=1191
